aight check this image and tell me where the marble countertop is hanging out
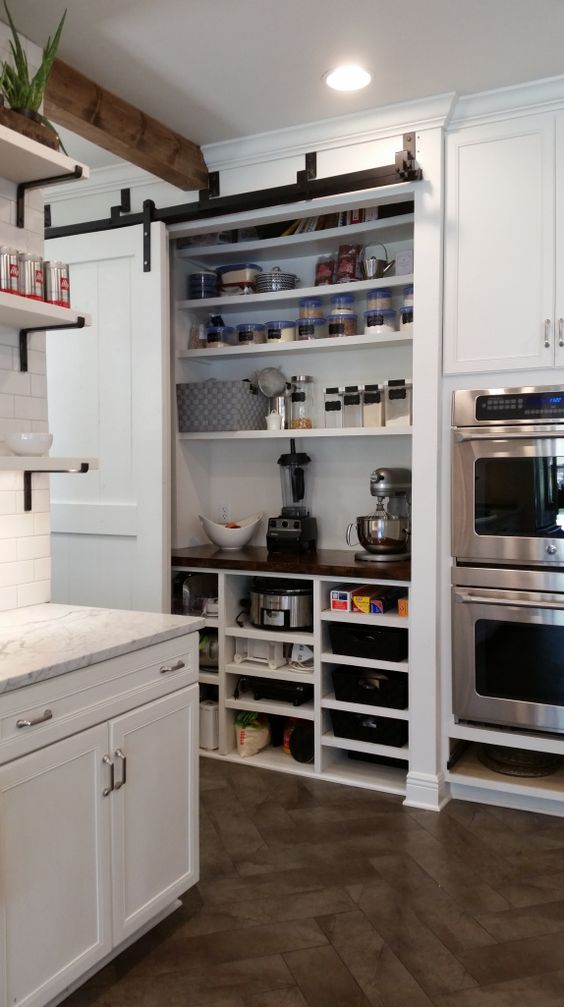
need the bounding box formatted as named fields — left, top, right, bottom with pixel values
left=0, top=604, right=204, bottom=695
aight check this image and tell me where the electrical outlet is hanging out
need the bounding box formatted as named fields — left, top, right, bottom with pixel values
left=219, top=502, right=229, bottom=523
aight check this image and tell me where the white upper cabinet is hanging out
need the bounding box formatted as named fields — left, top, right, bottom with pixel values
left=443, top=113, right=557, bottom=374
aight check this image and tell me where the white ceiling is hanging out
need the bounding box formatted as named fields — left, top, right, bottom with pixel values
left=5, top=0, right=564, bottom=166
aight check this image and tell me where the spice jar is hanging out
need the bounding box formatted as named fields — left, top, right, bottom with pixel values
left=324, top=387, right=343, bottom=429
left=367, top=288, right=393, bottom=311
left=362, top=384, right=384, bottom=427
left=328, top=313, right=357, bottom=337
left=266, top=320, right=295, bottom=342
left=329, top=293, right=355, bottom=315
left=315, top=255, right=335, bottom=286
left=342, top=386, right=362, bottom=427
left=399, top=305, right=414, bottom=336
left=237, top=322, right=266, bottom=344
left=290, top=375, right=315, bottom=429
left=296, top=316, right=327, bottom=340
left=364, top=309, right=397, bottom=336
left=206, top=324, right=236, bottom=348
left=299, top=296, right=322, bottom=318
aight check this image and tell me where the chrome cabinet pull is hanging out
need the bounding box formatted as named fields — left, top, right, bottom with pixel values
left=114, top=748, right=127, bottom=789
left=160, top=659, right=185, bottom=674
left=102, top=754, right=114, bottom=797
left=559, top=318, right=564, bottom=348
left=456, top=591, right=562, bottom=610
left=545, top=318, right=552, bottom=348
left=16, top=708, right=52, bottom=729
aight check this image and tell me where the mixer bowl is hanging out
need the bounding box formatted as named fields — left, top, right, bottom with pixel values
left=347, top=514, right=409, bottom=554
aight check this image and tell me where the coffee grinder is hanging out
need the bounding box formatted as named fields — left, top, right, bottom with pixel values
left=267, top=439, right=318, bottom=553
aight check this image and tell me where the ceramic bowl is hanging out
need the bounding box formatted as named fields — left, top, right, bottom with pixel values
left=199, top=513, right=263, bottom=550
left=5, top=432, right=53, bottom=456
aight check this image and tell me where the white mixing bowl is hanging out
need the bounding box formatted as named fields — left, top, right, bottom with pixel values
left=5, top=432, right=53, bottom=456
left=199, top=513, right=263, bottom=550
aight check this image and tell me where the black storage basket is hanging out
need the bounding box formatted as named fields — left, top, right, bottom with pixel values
left=331, top=668, right=408, bottom=709
left=330, top=710, right=408, bottom=748
left=329, top=622, right=408, bottom=663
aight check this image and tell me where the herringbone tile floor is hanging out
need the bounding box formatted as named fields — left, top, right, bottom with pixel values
left=63, top=757, right=564, bottom=1007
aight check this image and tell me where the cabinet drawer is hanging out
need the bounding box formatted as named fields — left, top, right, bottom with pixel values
left=0, top=633, right=198, bottom=764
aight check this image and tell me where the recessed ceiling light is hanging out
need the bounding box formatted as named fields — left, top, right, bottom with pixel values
left=324, top=65, right=372, bottom=92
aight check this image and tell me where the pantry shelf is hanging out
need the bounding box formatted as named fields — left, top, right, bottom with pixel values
left=320, top=609, right=409, bottom=628
left=178, top=332, right=412, bottom=361
left=226, top=695, right=315, bottom=720
left=199, top=671, right=219, bottom=685
left=0, top=291, right=90, bottom=333
left=225, top=661, right=314, bottom=684
left=321, top=652, right=409, bottom=673
left=322, top=729, right=409, bottom=760
left=178, top=427, right=412, bottom=441
left=0, top=125, right=89, bottom=186
left=0, top=456, right=98, bottom=472
left=321, top=696, right=409, bottom=719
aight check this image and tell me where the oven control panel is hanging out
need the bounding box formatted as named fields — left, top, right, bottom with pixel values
left=475, top=391, right=564, bottom=421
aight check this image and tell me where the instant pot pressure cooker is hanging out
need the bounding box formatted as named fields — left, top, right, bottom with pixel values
left=249, top=578, right=313, bottom=630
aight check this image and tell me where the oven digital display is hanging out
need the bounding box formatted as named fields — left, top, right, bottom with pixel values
left=476, top=392, right=564, bottom=420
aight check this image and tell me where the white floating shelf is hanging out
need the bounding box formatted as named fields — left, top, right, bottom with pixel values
left=0, top=456, right=98, bottom=472
left=178, top=332, right=412, bottom=362
left=322, top=729, right=408, bottom=760
left=178, top=427, right=412, bottom=442
left=177, top=275, right=414, bottom=314
left=175, top=215, right=415, bottom=262
left=226, top=695, right=315, bottom=720
left=321, top=697, right=409, bottom=720
left=200, top=745, right=317, bottom=778
left=321, top=652, right=409, bottom=673
left=0, top=125, right=90, bottom=185
left=225, top=625, right=314, bottom=646
left=0, top=291, right=91, bottom=332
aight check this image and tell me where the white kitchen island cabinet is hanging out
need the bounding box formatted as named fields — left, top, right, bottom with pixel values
left=443, top=112, right=561, bottom=374
left=0, top=604, right=202, bottom=1007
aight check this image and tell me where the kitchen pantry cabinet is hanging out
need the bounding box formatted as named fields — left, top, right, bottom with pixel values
left=443, top=112, right=564, bottom=374
left=0, top=636, right=199, bottom=1007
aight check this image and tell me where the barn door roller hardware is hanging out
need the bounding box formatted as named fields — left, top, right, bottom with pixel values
left=46, top=134, right=422, bottom=271
left=19, top=316, right=86, bottom=372
left=23, top=463, right=90, bottom=512
left=17, top=165, right=83, bottom=229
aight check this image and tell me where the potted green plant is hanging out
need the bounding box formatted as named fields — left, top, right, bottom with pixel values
left=0, top=2, right=66, bottom=149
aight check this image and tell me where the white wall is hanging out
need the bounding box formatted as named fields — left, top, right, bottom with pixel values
left=0, top=24, right=51, bottom=610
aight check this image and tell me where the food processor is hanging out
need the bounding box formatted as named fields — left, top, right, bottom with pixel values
left=347, top=467, right=411, bottom=562
left=266, top=439, right=318, bottom=553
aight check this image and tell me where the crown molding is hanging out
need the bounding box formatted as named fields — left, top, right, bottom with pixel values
left=46, top=163, right=187, bottom=203
left=203, top=93, right=457, bottom=172
left=449, top=74, right=564, bottom=129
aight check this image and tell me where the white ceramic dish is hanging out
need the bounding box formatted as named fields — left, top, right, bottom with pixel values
left=5, top=432, right=53, bottom=456
left=199, top=513, right=263, bottom=550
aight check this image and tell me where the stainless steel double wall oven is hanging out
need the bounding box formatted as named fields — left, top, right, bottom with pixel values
left=451, top=386, right=564, bottom=734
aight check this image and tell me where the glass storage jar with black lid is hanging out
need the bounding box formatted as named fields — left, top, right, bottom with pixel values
left=364, top=308, right=397, bottom=336
left=237, top=322, right=266, bottom=344
left=362, top=383, right=384, bottom=427
left=206, top=324, right=236, bottom=347
left=328, top=312, right=357, bottom=337
left=299, top=296, right=322, bottom=318
left=324, top=386, right=343, bottom=429
left=399, top=305, right=413, bottom=335
left=296, top=316, right=327, bottom=341
left=329, top=292, right=356, bottom=315
left=290, top=375, right=315, bottom=429
left=342, top=385, right=362, bottom=427
left=266, top=320, right=295, bottom=342
left=367, top=288, right=393, bottom=310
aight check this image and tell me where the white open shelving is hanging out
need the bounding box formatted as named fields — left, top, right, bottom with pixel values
left=0, top=125, right=89, bottom=185
left=0, top=456, right=98, bottom=472
left=178, top=332, right=412, bottom=361
left=225, top=695, right=315, bottom=720
left=322, top=652, right=409, bottom=673
left=320, top=608, right=409, bottom=628
left=322, top=729, right=408, bottom=760
left=225, top=660, right=314, bottom=684
left=179, top=426, right=412, bottom=442
left=0, top=291, right=91, bottom=332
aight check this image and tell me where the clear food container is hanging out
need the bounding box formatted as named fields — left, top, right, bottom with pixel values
left=324, top=387, right=343, bottom=429
left=266, top=320, right=295, bottom=342
left=403, top=284, right=414, bottom=306
left=342, top=386, right=362, bottom=427
left=385, top=379, right=412, bottom=427
left=237, top=322, right=266, bottom=344
left=400, top=305, right=414, bottom=336
left=328, top=313, right=357, bottom=337
left=367, top=288, right=393, bottom=310
left=296, top=316, right=327, bottom=340
left=206, top=324, right=236, bottom=347
left=299, top=296, right=322, bottom=318
left=290, top=375, right=315, bottom=429
left=362, top=384, right=384, bottom=427
left=329, top=293, right=355, bottom=315
left=364, top=309, right=397, bottom=336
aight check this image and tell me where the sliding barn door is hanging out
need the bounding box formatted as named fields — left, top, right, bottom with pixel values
left=46, top=223, right=170, bottom=612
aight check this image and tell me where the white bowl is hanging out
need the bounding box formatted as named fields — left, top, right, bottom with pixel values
left=5, top=432, right=53, bottom=456
left=199, top=513, right=263, bottom=550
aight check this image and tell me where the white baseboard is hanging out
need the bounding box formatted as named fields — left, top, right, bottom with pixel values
left=404, top=771, right=449, bottom=811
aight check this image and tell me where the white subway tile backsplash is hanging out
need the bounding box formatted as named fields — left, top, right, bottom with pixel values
left=27, top=350, right=47, bottom=375
left=0, top=369, right=31, bottom=396
left=0, top=540, right=17, bottom=563
left=0, top=586, right=17, bottom=611
left=33, top=512, right=50, bottom=535
left=34, top=556, right=51, bottom=581
left=17, top=535, right=50, bottom=561
left=0, top=513, right=35, bottom=539
left=30, top=374, right=47, bottom=398
left=14, top=395, right=48, bottom=420
left=17, top=579, right=50, bottom=607
left=0, top=560, right=35, bottom=587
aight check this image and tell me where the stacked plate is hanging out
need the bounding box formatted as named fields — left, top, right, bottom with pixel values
left=255, top=266, right=299, bottom=294
left=189, top=271, right=218, bottom=299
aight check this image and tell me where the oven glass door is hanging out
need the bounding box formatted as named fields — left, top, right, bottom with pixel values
left=453, top=432, right=564, bottom=564
left=453, top=586, right=564, bottom=732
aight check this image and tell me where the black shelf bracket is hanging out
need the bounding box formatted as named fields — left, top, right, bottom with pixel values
left=110, top=188, right=132, bottom=224
left=19, top=315, right=86, bottom=372
left=23, top=462, right=90, bottom=512
left=142, top=199, right=155, bottom=272
left=17, top=165, right=84, bottom=229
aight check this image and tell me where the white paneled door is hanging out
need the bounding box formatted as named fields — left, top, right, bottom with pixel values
left=46, top=224, right=170, bottom=612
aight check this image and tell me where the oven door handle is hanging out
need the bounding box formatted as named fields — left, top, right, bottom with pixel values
left=455, top=591, right=562, bottom=610
left=454, top=430, right=563, bottom=442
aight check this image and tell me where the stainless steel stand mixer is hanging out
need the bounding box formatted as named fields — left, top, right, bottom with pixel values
left=346, top=467, right=411, bottom=562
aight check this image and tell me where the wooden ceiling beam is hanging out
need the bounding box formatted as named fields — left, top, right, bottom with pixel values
left=45, top=59, right=209, bottom=191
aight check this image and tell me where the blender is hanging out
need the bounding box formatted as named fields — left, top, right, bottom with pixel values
left=347, top=467, right=411, bottom=562
left=266, top=439, right=318, bottom=553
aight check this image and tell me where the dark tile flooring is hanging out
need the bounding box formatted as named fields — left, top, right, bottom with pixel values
left=63, top=758, right=564, bottom=1007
